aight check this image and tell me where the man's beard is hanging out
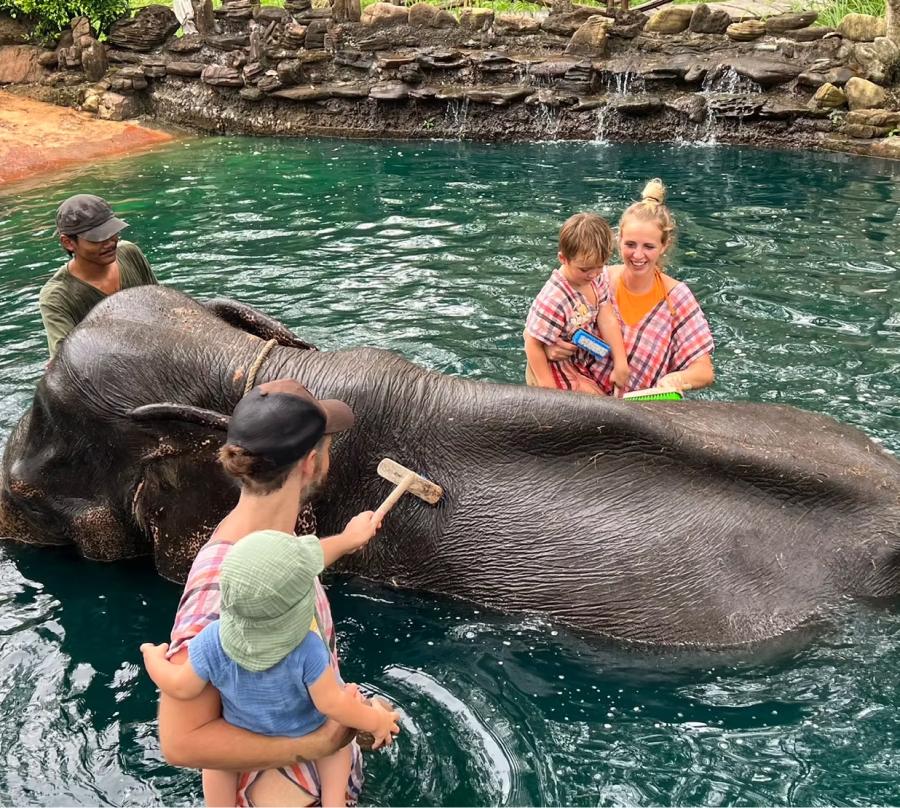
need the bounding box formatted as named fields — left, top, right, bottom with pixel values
left=299, top=455, right=328, bottom=505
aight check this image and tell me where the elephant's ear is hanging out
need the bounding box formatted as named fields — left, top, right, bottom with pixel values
left=128, top=404, right=230, bottom=462
left=201, top=298, right=317, bottom=350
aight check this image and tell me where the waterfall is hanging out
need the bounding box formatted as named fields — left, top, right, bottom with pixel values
left=593, top=104, right=610, bottom=144
left=444, top=98, right=470, bottom=138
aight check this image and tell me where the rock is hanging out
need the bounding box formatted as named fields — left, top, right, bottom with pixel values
left=166, top=60, right=205, bottom=77
left=277, top=58, right=303, bottom=85
left=71, top=16, right=92, bottom=40
left=798, top=67, right=856, bottom=87
left=334, top=49, right=374, bottom=69
left=361, top=2, right=408, bottom=26
left=706, top=94, right=763, bottom=117
left=837, top=12, right=885, bottom=41
left=0, top=14, right=29, bottom=45
left=38, top=50, right=58, bottom=67
left=565, top=15, right=610, bottom=57
left=417, top=49, right=466, bottom=69
left=689, top=4, right=731, bottom=34
left=609, top=11, right=647, bottom=38
left=239, top=86, right=264, bottom=100
left=166, top=33, right=204, bottom=53
left=525, top=88, right=575, bottom=106
left=256, top=73, right=283, bottom=93
left=646, top=6, right=692, bottom=33
left=193, top=0, right=216, bottom=35
left=869, top=136, right=900, bottom=159
left=494, top=13, right=541, bottom=35
left=543, top=6, right=606, bottom=36
left=726, top=20, right=765, bottom=41
left=81, top=91, right=101, bottom=113
left=108, top=5, right=179, bottom=52
left=80, top=40, right=107, bottom=81
left=408, top=3, right=456, bottom=28
left=98, top=90, right=141, bottom=120
left=460, top=8, right=494, bottom=31
left=398, top=62, right=424, bottom=83
left=761, top=99, right=827, bottom=118
left=57, top=45, right=82, bottom=70
left=377, top=52, right=416, bottom=69
left=844, top=76, right=886, bottom=109
left=611, top=94, right=663, bottom=114
left=765, top=10, right=817, bottom=32
left=845, top=108, right=900, bottom=126
left=839, top=122, right=892, bottom=138
left=852, top=38, right=900, bottom=85
left=780, top=25, right=832, bottom=41
left=810, top=82, right=847, bottom=109
left=465, top=85, right=530, bottom=104
left=142, top=58, right=167, bottom=78
left=665, top=93, right=707, bottom=122
left=369, top=79, right=408, bottom=99
left=304, top=18, right=329, bottom=49
left=108, top=64, right=148, bottom=93
left=201, top=64, right=243, bottom=86
left=0, top=45, right=45, bottom=83
left=684, top=63, right=708, bottom=83
left=205, top=33, right=250, bottom=50
left=254, top=6, right=289, bottom=22
left=729, top=57, right=801, bottom=87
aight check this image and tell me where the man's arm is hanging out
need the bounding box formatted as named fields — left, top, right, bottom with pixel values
left=157, top=646, right=354, bottom=770
left=141, top=642, right=208, bottom=700
left=39, top=301, right=77, bottom=358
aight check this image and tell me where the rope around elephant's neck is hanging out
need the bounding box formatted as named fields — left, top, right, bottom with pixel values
left=244, top=338, right=278, bottom=396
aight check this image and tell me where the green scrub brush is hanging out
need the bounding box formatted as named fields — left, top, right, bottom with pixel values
left=623, top=387, right=684, bottom=402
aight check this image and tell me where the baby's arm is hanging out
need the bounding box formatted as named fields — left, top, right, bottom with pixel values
left=524, top=332, right=558, bottom=389
left=308, top=667, right=400, bottom=749
left=140, top=642, right=208, bottom=700
left=597, top=302, right=630, bottom=391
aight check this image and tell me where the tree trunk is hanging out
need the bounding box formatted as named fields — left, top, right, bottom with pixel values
left=887, top=0, right=899, bottom=45
left=332, top=0, right=361, bottom=22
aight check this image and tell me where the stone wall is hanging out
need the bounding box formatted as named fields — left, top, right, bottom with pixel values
left=6, top=2, right=900, bottom=157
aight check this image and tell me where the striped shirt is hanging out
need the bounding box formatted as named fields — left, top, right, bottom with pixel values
left=592, top=268, right=715, bottom=394
left=525, top=268, right=610, bottom=390
left=167, top=532, right=363, bottom=806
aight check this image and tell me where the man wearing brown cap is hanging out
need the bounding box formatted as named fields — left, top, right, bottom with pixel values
left=39, top=194, right=158, bottom=357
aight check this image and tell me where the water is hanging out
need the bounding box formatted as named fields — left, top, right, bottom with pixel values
left=1, top=138, right=899, bottom=806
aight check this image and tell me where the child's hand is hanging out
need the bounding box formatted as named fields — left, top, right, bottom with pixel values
left=370, top=700, right=400, bottom=749
left=139, top=641, right=169, bottom=663
left=545, top=339, right=577, bottom=362
left=610, top=362, right=630, bottom=393
left=341, top=511, right=381, bottom=554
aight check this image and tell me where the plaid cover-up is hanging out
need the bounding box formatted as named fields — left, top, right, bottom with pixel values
left=167, top=529, right=364, bottom=806
left=592, top=268, right=715, bottom=394
left=525, top=268, right=610, bottom=390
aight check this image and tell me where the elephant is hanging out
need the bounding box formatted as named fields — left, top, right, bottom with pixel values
left=1, top=285, right=898, bottom=648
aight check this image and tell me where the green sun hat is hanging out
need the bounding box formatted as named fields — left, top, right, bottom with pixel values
left=219, top=530, right=324, bottom=672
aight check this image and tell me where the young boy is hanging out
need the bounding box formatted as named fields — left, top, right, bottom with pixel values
left=141, top=529, right=400, bottom=808
left=524, top=212, right=629, bottom=395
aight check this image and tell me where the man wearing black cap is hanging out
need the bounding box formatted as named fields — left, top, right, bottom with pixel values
left=39, top=194, right=158, bottom=357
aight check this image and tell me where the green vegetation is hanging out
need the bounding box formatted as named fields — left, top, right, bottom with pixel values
left=813, top=0, right=885, bottom=26
left=1, top=0, right=128, bottom=36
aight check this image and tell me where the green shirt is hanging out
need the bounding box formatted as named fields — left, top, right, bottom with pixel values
left=38, top=241, right=158, bottom=357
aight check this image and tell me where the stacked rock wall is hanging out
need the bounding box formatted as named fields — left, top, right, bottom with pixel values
left=12, top=1, right=900, bottom=157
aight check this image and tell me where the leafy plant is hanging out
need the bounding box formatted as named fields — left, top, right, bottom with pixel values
left=1, top=0, right=129, bottom=38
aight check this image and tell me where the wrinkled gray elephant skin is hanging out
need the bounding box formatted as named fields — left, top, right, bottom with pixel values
left=1, top=286, right=898, bottom=647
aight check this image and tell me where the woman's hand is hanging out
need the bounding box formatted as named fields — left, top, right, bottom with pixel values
left=544, top=339, right=577, bottom=362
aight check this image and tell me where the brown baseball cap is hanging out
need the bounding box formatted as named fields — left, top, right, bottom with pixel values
left=225, top=379, right=355, bottom=469
left=55, top=194, right=128, bottom=242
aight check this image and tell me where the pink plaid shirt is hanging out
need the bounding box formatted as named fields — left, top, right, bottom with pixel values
left=592, top=268, right=715, bottom=394
left=525, top=268, right=610, bottom=389
left=167, top=535, right=363, bottom=806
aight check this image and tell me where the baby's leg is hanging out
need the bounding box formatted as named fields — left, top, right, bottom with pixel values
left=316, top=745, right=352, bottom=808
left=202, top=768, right=239, bottom=807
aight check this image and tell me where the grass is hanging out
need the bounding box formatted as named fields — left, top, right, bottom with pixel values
left=812, top=0, right=885, bottom=26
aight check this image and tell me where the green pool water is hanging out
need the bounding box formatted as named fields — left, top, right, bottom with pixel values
left=0, top=138, right=898, bottom=806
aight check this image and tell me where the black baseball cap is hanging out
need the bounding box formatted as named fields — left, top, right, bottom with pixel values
left=226, top=379, right=355, bottom=469
left=55, top=194, right=129, bottom=242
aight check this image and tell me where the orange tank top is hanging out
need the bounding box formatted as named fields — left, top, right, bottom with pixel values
left=616, top=271, right=670, bottom=327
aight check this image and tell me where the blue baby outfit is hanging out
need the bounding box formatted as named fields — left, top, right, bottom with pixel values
left=189, top=620, right=331, bottom=736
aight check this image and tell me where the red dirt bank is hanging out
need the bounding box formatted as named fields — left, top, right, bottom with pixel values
left=0, top=90, right=174, bottom=186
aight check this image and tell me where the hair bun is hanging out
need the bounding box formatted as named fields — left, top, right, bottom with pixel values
left=641, top=178, right=667, bottom=206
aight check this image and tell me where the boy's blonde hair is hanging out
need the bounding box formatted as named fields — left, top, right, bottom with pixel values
left=559, top=212, right=614, bottom=266
left=618, top=178, right=677, bottom=265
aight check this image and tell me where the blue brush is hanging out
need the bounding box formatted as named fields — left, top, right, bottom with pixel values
left=571, top=328, right=611, bottom=361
